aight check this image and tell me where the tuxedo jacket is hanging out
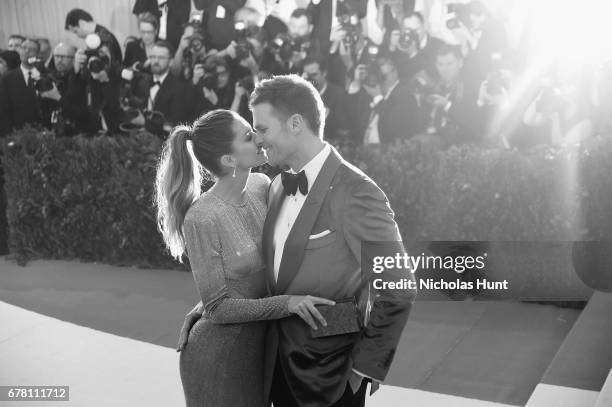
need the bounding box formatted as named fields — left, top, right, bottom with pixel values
left=131, top=72, right=198, bottom=126
left=0, top=68, right=42, bottom=137
left=262, top=145, right=416, bottom=406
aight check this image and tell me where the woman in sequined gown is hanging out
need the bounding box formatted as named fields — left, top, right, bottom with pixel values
left=154, top=110, right=334, bottom=407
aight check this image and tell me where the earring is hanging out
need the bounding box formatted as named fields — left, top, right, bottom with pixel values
left=232, top=166, right=236, bottom=178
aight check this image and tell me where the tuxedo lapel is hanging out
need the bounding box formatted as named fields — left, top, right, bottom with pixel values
left=262, top=177, right=285, bottom=293
left=275, top=147, right=343, bottom=294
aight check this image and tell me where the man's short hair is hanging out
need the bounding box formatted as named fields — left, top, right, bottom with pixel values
left=405, top=11, right=425, bottom=25
left=65, top=8, right=93, bottom=30
left=9, top=34, right=26, bottom=42
left=138, top=11, right=159, bottom=31
left=153, top=40, right=175, bottom=58
left=249, top=74, right=325, bottom=136
left=303, top=55, right=327, bottom=72
left=23, top=38, right=41, bottom=52
left=290, top=8, right=313, bottom=25
left=436, top=43, right=463, bottom=60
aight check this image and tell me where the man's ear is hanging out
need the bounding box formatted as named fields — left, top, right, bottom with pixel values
left=288, top=114, right=303, bottom=132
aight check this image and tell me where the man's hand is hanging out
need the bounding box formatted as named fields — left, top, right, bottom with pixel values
left=177, top=304, right=203, bottom=352
left=203, top=87, right=218, bottom=105
left=91, top=70, right=110, bottom=83
left=388, top=29, right=400, bottom=52
left=131, top=110, right=146, bottom=127
left=74, top=49, right=87, bottom=74
left=428, top=94, right=450, bottom=109
left=40, top=82, right=61, bottom=101
left=192, top=64, right=205, bottom=85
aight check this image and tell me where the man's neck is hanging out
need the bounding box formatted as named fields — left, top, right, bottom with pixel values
left=21, top=63, right=33, bottom=71
left=288, top=137, right=325, bottom=172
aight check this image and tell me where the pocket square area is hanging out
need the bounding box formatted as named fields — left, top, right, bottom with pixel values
left=309, top=229, right=332, bottom=239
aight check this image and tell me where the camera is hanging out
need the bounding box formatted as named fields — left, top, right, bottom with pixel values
left=338, top=12, right=361, bottom=47
left=399, top=28, right=419, bottom=50
left=446, top=3, right=470, bottom=30
left=269, top=33, right=296, bottom=63
left=237, top=75, right=255, bottom=94
left=26, top=57, right=56, bottom=93
left=83, top=33, right=110, bottom=75
left=364, top=44, right=380, bottom=87
left=234, top=21, right=254, bottom=61
left=182, top=23, right=206, bottom=67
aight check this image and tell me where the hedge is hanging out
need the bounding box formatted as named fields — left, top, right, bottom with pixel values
left=1, top=128, right=611, bottom=270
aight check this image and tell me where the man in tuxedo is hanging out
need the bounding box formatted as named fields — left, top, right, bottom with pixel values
left=251, top=75, right=416, bottom=407
left=129, top=40, right=198, bottom=135
left=0, top=38, right=43, bottom=137
left=178, top=75, right=416, bottom=406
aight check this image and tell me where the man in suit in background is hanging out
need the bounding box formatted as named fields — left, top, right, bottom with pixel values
left=129, top=40, right=198, bottom=135
left=132, top=0, right=192, bottom=51
left=0, top=38, right=44, bottom=137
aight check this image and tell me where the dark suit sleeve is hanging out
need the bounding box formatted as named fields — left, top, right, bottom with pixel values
left=0, top=77, right=11, bottom=137
left=342, top=177, right=417, bottom=381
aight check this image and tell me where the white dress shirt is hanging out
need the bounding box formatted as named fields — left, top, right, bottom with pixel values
left=148, top=70, right=169, bottom=111
left=273, top=143, right=331, bottom=282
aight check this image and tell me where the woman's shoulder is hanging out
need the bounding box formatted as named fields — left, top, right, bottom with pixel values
left=247, top=171, right=271, bottom=200
left=184, top=193, right=220, bottom=226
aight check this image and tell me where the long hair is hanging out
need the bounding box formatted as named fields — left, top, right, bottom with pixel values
left=154, top=110, right=236, bottom=262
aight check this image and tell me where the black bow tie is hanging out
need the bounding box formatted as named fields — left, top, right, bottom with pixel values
left=281, top=170, right=308, bottom=196
left=151, top=80, right=161, bottom=88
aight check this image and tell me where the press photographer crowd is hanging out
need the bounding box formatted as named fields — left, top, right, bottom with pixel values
left=1, top=0, right=611, bottom=147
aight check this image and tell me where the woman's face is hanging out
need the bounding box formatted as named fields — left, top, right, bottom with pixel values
left=229, top=116, right=268, bottom=170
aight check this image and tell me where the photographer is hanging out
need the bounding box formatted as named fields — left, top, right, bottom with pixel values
left=65, top=8, right=122, bottom=64
left=69, top=34, right=123, bottom=134
left=171, top=20, right=209, bottom=80
left=445, top=1, right=507, bottom=90
left=308, top=0, right=367, bottom=57
left=326, top=4, right=371, bottom=87
left=259, top=8, right=320, bottom=76
left=385, top=12, right=443, bottom=81
left=346, top=55, right=421, bottom=145
left=412, top=44, right=482, bottom=148
left=124, top=12, right=160, bottom=73
left=302, top=56, right=350, bottom=144
left=522, top=72, right=592, bottom=148
left=128, top=41, right=199, bottom=136
left=36, top=43, right=91, bottom=136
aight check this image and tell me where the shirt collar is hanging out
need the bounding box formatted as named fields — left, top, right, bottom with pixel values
left=20, top=65, right=40, bottom=82
left=154, top=70, right=169, bottom=85
left=293, top=143, right=331, bottom=193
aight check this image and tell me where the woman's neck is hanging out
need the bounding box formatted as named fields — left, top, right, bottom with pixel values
left=210, top=168, right=250, bottom=204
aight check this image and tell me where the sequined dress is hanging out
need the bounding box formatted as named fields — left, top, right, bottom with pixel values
left=179, top=172, right=291, bottom=407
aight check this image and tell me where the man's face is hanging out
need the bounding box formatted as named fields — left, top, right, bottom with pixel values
left=70, top=21, right=89, bottom=39
left=252, top=102, right=296, bottom=167
left=149, top=45, right=171, bottom=75
left=216, top=64, right=230, bottom=88
left=39, top=42, right=51, bottom=61
left=403, top=16, right=425, bottom=40
left=288, top=16, right=312, bottom=39
left=436, top=53, right=462, bottom=83
left=303, top=62, right=325, bottom=90
left=8, top=37, right=23, bottom=51
left=53, top=45, right=75, bottom=73
left=19, top=40, right=39, bottom=67
left=139, top=22, right=157, bottom=46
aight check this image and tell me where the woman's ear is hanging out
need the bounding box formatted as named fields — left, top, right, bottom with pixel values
left=220, top=154, right=236, bottom=169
